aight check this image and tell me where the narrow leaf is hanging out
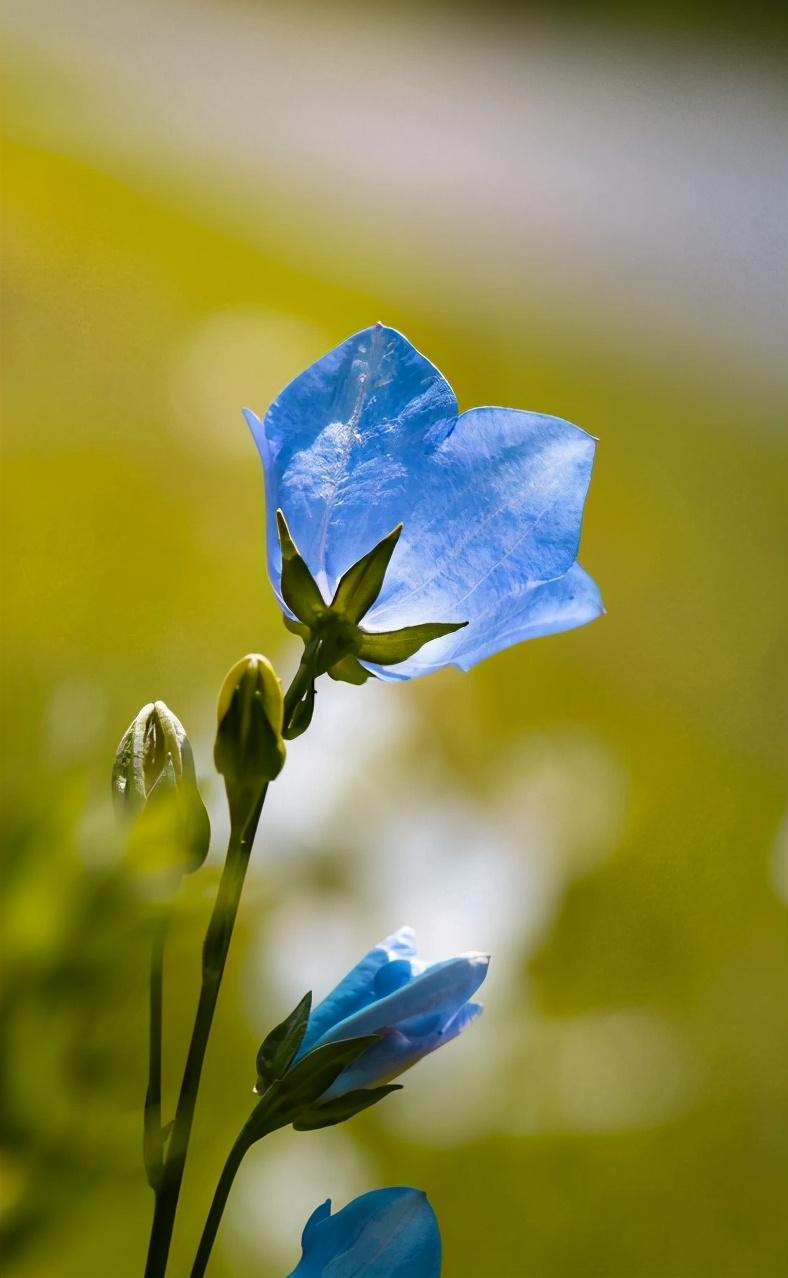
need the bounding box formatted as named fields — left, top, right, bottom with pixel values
left=331, top=524, right=403, bottom=623
left=276, top=509, right=326, bottom=626
left=256, top=991, right=313, bottom=1092
left=293, top=1084, right=402, bottom=1131
left=355, top=620, right=468, bottom=665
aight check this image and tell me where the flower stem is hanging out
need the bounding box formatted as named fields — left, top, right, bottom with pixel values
left=143, top=918, right=167, bottom=1191
left=143, top=655, right=318, bottom=1278
left=188, top=1119, right=259, bottom=1278
left=143, top=797, right=265, bottom=1278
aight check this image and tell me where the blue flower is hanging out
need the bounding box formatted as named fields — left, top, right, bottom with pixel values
left=244, top=323, right=603, bottom=680
left=287, top=1188, right=441, bottom=1278
left=295, top=927, right=488, bottom=1098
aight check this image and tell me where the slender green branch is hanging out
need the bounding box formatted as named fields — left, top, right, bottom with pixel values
left=282, top=639, right=319, bottom=728
left=143, top=798, right=264, bottom=1278
left=188, top=1120, right=258, bottom=1278
left=143, top=655, right=317, bottom=1278
left=144, top=919, right=167, bottom=1191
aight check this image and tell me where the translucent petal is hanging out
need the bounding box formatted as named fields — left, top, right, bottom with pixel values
left=245, top=324, right=456, bottom=599
left=364, top=561, right=604, bottom=680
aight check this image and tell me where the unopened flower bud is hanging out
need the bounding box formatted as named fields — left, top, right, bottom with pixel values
left=214, top=655, right=286, bottom=827
left=112, top=701, right=210, bottom=874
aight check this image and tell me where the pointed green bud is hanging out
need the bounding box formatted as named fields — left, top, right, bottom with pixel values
left=112, top=701, right=210, bottom=873
left=215, top=654, right=286, bottom=827
left=330, top=524, right=402, bottom=623
left=355, top=620, right=468, bottom=665
left=292, top=1084, right=402, bottom=1131
left=276, top=510, right=327, bottom=627
left=255, top=992, right=312, bottom=1094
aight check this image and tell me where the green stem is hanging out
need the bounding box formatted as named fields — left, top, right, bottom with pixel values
left=143, top=797, right=265, bottom=1278
left=282, top=640, right=319, bottom=728
left=144, top=919, right=167, bottom=1191
left=143, top=654, right=317, bottom=1278
left=188, top=1121, right=257, bottom=1278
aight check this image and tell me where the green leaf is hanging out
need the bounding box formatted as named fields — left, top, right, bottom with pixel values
left=276, top=509, right=326, bottom=626
left=330, top=524, right=403, bottom=623
left=355, top=620, right=468, bottom=665
left=327, top=656, right=371, bottom=685
left=293, top=1084, right=402, bottom=1131
left=255, top=992, right=312, bottom=1092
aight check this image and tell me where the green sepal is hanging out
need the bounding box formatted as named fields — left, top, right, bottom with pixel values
left=330, top=524, right=403, bottom=623
left=245, top=1035, right=379, bottom=1141
left=278, top=1035, right=379, bottom=1108
left=355, top=620, right=468, bottom=665
left=255, top=992, right=312, bottom=1093
left=292, top=1084, right=402, bottom=1131
left=283, top=614, right=311, bottom=641
left=283, top=680, right=316, bottom=739
left=276, top=510, right=327, bottom=626
left=327, top=656, right=371, bottom=685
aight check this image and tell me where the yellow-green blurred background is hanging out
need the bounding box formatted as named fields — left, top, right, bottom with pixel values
left=2, top=3, right=787, bottom=1275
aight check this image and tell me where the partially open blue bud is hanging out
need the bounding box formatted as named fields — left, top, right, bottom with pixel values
left=288, top=1188, right=441, bottom=1278
left=294, top=927, right=488, bottom=1099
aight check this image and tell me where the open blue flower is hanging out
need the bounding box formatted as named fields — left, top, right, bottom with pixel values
left=244, top=323, right=603, bottom=680
left=287, top=1188, right=441, bottom=1278
left=295, top=927, right=487, bottom=1098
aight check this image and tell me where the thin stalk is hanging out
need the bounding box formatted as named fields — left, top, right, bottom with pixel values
left=282, top=639, right=319, bottom=728
left=188, top=1121, right=258, bottom=1278
left=143, top=654, right=316, bottom=1278
left=144, top=918, right=167, bottom=1191
left=143, top=795, right=265, bottom=1278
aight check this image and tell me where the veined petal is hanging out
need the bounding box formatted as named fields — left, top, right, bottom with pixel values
left=323, top=1003, right=484, bottom=1097
left=246, top=324, right=456, bottom=599
left=364, top=561, right=604, bottom=680
left=298, top=927, right=418, bottom=1058
left=313, top=953, right=489, bottom=1049
left=287, top=1188, right=441, bottom=1278
left=365, top=405, right=596, bottom=631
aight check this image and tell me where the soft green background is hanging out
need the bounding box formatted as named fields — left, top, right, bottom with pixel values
left=2, top=3, right=787, bottom=1276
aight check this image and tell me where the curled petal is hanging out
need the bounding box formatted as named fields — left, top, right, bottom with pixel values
left=298, top=927, right=418, bottom=1058
left=314, top=953, right=489, bottom=1049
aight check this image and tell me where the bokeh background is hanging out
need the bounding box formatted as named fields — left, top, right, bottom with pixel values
left=2, top=2, right=787, bottom=1275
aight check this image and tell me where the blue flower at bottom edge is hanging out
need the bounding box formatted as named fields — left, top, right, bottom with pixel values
left=243, top=323, right=603, bottom=681
left=287, top=1188, right=441, bottom=1278
left=295, top=927, right=488, bottom=1097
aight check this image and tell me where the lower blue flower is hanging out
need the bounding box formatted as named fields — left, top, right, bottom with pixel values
left=296, top=927, right=488, bottom=1097
left=287, top=1187, right=441, bottom=1278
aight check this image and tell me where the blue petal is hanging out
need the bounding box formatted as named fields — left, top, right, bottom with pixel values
left=287, top=1187, right=441, bottom=1278
left=246, top=324, right=456, bottom=601
left=298, top=927, right=418, bottom=1059
left=246, top=324, right=601, bottom=678
left=324, top=1002, right=484, bottom=1097
left=313, top=953, right=489, bottom=1049
left=365, top=560, right=604, bottom=680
